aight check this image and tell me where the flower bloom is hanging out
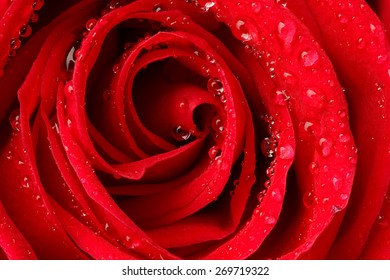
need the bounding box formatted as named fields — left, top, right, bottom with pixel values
left=0, top=0, right=389, bottom=260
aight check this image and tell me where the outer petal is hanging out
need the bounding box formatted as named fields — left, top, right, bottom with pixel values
left=285, top=0, right=390, bottom=259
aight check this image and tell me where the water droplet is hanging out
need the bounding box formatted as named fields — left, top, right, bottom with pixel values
left=377, top=54, right=387, bottom=64
left=266, top=165, right=274, bottom=177
left=29, top=12, right=39, bottom=23
left=261, top=137, right=277, bottom=158
left=104, top=223, right=109, bottom=231
left=277, top=20, right=296, bottom=48
left=303, top=191, right=314, bottom=208
left=207, top=77, right=224, bottom=95
left=337, top=13, right=348, bottom=23
left=300, top=50, right=319, bottom=67
left=251, top=2, right=261, bottom=13
left=309, top=161, right=319, bottom=174
left=10, top=38, right=21, bottom=50
left=200, top=65, right=210, bottom=76
left=202, top=2, right=215, bottom=12
left=109, top=0, right=120, bottom=9
left=219, top=94, right=227, bottom=103
left=19, top=24, right=32, bottom=38
left=66, top=83, right=74, bottom=95
left=264, top=216, right=276, bottom=225
left=319, top=137, right=333, bottom=157
left=233, top=19, right=258, bottom=42
left=275, top=0, right=287, bottom=7
left=377, top=215, right=389, bottom=228
left=172, top=126, right=192, bottom=141
left=271, top=189, right=283, bottom=201
left=208, top=146, right=222, bottom=160
left=370, top=23, right=376, bottom=32
left=86, top=19, right=97, bottom=31
left=306, top=89, right=317, bottom=98
left=113, top=64, right=120, bottom=74
left=211, top=116, right=224, bottom=133
left=32, top=0, right=44, bottom=10
left=35, top=194, right=44, bottom=207
left=303, top=121, right=314, bottom=134
left=153, top=3, right=165, bottom=12
left=338, top=133, right=351, bottom=143
left=357, top=37, right=365, bottom=49
left=21, top=177, right=30, bottom=189
left=9, top=110, right=21, bottom=131
left=340, top=193, right=348, bottom=200
left=278, top=144, right=294, bottom=159
left=332, top=175, right=343, bottom=190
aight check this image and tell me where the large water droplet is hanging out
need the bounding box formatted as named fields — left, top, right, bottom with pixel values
left=9, top=110, right=21, bottom=132
left=202, top=2, right=215, bottom=12
left=30, top=12, right=39, bottom=23
left=271, top=189, right=283, bottom=201
left=277, top=20, right=296, bottom=48
left=207, top=77, right=224, bottom=95
left=10, top=38, right=21, bottom=50
left=251, top=2, right=262, bottom=13
left=32, top=0, right=44, bottom=10
left=300, top=50, right=319, bottom=67
left=208, top=146, right=222, bottom=160
left=172, top=126, right=192, bottom=141
left=278, top=144, right=294, bottom=159
left=332, top=175, right=343, bottom=190
left=264, top=216, right=276, bottom=225
left=86, top=19, right=97, bottom=31
left=19, top=24, right=32, bottom=38
left=233, top=19, right=258, bottom=42
left=319, top=137, right=333, bottom=157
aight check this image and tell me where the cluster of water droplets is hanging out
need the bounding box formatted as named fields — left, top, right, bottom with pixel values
left=260, top=115, right=278, bottom=158
left=5, top=0, right=43, bottom=69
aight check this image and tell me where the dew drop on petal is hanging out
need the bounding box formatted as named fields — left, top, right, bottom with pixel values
left=338, top=133, right=351, bottom=143
left=32, top=0, right=44, bottom=11
left=207, top=77, right=224, bottom=95
left=86, top=19, right=97, bottom=31
left=10, top=38, right=21, bottom=50
left=309, top=161, right=319, bottom=174
left=202, top=2, right=215, bottom=12
left=172, top=126, right=192, bottom=141
left=303, top=191, right=314, bottom=208
left=300, top=50, right=319, bottom=67
left=271, top=189, right=283, bottom=201
left=277, top=20, right=296, bottom=48
left=19, top=24, right=32, bottom=38
left=264, top=216, right=276, bottom=225
left=278, top=144, right=294, bottom=160
left=251, top=2, right=262, bottom=13
left=319, top=137, right=333, bottom=157
left=208, top=146, right=222, bottom=160
left=9, top=110, right=21, bottom=132
left=153, top=3, right=166, bottom=12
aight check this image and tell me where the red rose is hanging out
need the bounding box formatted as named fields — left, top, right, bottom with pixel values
left=0, top=0, right=388, bottom=260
